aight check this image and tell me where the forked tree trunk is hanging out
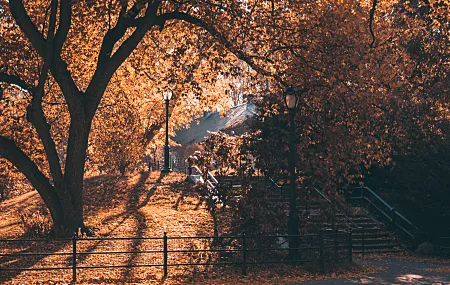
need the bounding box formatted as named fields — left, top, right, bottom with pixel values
left=57, top=116, right=92, bottom=233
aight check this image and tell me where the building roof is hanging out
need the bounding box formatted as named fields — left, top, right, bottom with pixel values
left=173, top=102, right=256, bottom=145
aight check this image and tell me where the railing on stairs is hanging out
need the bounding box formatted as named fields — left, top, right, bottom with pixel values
left=190, top=165, right=219, bottom=190
left=312, top=188, right=362, bottom=231
left=266, top=178, right=361, bottom=230
left=268, top=177, right=285, bottom=196
left=349, top=186, right=424, bottom=247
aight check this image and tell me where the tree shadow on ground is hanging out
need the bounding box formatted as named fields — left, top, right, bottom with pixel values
left=121, top=171, right=163, bottom=280
left=0, top=171, right=164, bottom=284
left=67, top=171, right=164, bottom=283
left=172, top=179, right=203, bottom=211
left=0, top=239, right=70, bottom=283
left=83, top=174, right=124, bottom=212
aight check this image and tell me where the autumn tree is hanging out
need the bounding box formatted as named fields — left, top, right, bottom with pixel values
left=1, top=0, right=448, bottom=236
left=0, top=0, right=269, bottom=234
left=251, top=0, right=449, bottom=196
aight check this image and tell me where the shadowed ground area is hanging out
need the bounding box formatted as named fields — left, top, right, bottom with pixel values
left=1, top=171, right=449, bottom=284
left=0, top=171, right=216, bottom=284
left=297, top=257, right=450, bottom=285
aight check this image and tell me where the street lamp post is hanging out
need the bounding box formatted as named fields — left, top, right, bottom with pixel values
left=284, top=85, right=301, bottom=257
left=162, top=91, right=172, bottom=173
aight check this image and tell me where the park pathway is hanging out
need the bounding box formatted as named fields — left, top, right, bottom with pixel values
left=295, top=257, right=450, bottom=285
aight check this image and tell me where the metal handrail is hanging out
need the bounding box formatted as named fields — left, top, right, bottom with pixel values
left=192, top=165, right=203, bottom=176
left=191, top=165, right=218, bottom=186
left=206, top=180, right=215, bottom=189
left=313, top=188, right=362, bottom=230
left=191, top=166, right=217, bottom=188
left=357, top=186, right=419, bottom=230
left=267, top=177, right=285, bottom=197
left=268, top=177, right=282, bottom=189
left=207, top=172, right=219, bottom=185
left=350, top=186, right=422, bottom=245
left=266, top=178, right=360, bottom=230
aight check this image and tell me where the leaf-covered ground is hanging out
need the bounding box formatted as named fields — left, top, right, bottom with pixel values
left=0, top=171, right=432, bottom=284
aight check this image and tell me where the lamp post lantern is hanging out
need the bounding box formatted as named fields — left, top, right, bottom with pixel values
left=284, top=85, right=301, bottom=257
left=162, top=91, right=172, bottom=173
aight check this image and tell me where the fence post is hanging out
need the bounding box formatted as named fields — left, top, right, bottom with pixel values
left=319, top=232, right=325, bottom=274
left=361, top=230, right=365, bottom=258
left=348, top=228, right=352, bottom=263
left=305, top=189, right=309, bottom=215
left=242, top=231, right=247, bottom=276
left=163, top=232, right=168, bottom=278
left=334, top=228, right=338, bottom=260
left=72, top=234, right=77, bottom=283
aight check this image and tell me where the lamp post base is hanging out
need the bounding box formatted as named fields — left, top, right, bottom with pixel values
left=162, top=144, right=171, bottom=173
left=161, top=168, right=172, bottom=173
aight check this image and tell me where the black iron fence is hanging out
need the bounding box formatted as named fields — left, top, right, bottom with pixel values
left=0, top=231, right=352, bottom=283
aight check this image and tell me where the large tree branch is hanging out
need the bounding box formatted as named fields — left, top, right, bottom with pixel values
left=49, top=57, right=83, bottom=116
left=96, top=0, right=150, bottom=67
left=28, top=0, right=69, bottom=202
left=86, top=1, right=160, bottom=117
left=9, top=0, right=46, bottom=56
left=0, top=72, right=34, bottom=92
left=54, top=0, right=72, bottom=54
left=369, top=0, right=378, bottom=48
left=155, top=11, right=285, bottom=86
left=0, top=135, right=63, bottom=226
left=9, top=0, right=81, bottom=115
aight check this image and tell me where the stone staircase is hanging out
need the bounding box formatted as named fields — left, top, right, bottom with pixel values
left=337, top=213, right=404, bottom=254
left=202, top=175, right=407, bottom=255
left=264, top=180, right=405, bottom=255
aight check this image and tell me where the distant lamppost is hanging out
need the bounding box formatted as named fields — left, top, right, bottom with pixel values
left=284, top=85, right=302, bottom=256
left=162, top=91, right=172, bottom=173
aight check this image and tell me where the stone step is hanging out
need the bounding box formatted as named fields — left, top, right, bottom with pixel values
left=352, top=232, right=389, bottom=239
left=353, top=248, right=404, bottom=254
left=324, top=222, right=380, bottom=229
left=346, top=218, right=373, bottom=223
left=352, top=227, right=385, bottom=233
left=335, top=213, right=367, bottom=218
left=266, top=193, right=406, bottom=254
left=352, top=238, right=395, bottom=245
left=352, top=243, right=401, bottom=250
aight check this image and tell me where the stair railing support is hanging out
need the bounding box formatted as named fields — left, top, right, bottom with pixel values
left=163, top=232, right=168, bottom=278
left=348, top=228, right=352, bottom=263
left=390, top=208, right=397, bottom=228
left=360, top=188, right=364, bottom=207
left=242, top=231, right=247, bottom=276
left=361, top=229, right=365, bottom=258
left=334, top=228, right=338, bottom=260
left=72, top=233, right=77, bottom=283
left=319, top=232, right=325, bottom=273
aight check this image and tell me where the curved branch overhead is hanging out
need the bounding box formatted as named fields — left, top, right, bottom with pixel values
left=369, top=0, right=378, bottom=48
left=0, top=72, right=34, bottom=92
left=0, top=135, right=64, bottom=226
